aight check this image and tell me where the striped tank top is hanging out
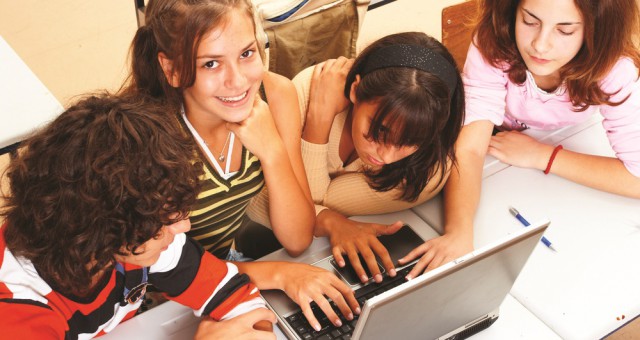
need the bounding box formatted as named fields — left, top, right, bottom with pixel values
left=178, top=113, right=266, bottom=259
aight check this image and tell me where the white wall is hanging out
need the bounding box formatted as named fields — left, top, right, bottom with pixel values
left=0, top=0, right=463, bottom=106
left=358, top=0, right=465, bottom=51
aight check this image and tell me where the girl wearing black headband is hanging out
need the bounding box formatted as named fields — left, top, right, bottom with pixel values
left=293, top=32, right=466, bottom=283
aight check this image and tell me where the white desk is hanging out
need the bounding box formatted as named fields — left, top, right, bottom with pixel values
left=413, top=115, right=640, bottom=339
left=0, top=35, right=62, bottom=149
left=411, top=114, right=604, bottom=234
left=475, top=127, right=640, bottom=340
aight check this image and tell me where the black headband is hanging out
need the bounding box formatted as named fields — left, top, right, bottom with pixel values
left=359, top=44, right=458, bottom=95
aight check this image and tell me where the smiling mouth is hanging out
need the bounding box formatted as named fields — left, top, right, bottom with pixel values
left=217, top=91, right=248, bottom=103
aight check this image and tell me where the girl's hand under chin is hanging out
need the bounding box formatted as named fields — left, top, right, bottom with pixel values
left=226, top=94, right=285, bottom=161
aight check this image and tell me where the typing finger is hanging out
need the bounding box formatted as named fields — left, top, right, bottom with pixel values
left=358, top=247, right=383, bottom=283
left=426, top=253, right=446, bottom=271
left=332, top=246, right=346, bottom=267
left=369, top=239, right=396, bottom=277
left=398, top=242, right=429, bottom=264
left=345, top=250, right=369, bottom=283
left=407, top=250, right=436, bottom=280
left=300, top=301, right=321, bottom=333
left=315, top=294, right=342, bottom=327
left=326, top=280, right=357, bottom=320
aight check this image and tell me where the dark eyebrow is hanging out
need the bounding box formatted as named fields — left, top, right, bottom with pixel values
left=196, top=41, right=256, bottom=60
left=522, top=8, right=582, bottom=26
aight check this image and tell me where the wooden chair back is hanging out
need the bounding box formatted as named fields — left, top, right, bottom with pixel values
left=441, top=0, right=477, bottom=71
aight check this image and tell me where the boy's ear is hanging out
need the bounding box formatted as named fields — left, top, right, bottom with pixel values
left=157, top=52, right=180, bottom=88
left=349, top=74, right=361, bottom=103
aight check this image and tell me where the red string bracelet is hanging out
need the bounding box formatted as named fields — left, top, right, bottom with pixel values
left=544, top=145, right=563, bottom=175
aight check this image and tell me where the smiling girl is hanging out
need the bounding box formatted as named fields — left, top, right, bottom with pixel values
left=123, top=0, right=314, bottom=260
left=443, top=0, right=640, bottom=253
left=121, top=0, right=360, bottom=331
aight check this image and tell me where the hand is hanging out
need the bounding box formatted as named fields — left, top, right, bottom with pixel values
left=280, top=262, right=360, bottom=332
left=194, top=308, right=276, bottom=340
left=327, top=219, right=404, bottom=283
left=226, top=94, right=284, bottom=161
left=309, top=57, right=353, bottom=119
left=489, top=131, right=554, bottom=170
left=303, top=57, right=354, bottom=143
left=398, top=231, right=473, bottom=280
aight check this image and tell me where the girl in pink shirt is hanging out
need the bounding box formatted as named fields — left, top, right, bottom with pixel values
left=420, top=0, right=640, bottom=269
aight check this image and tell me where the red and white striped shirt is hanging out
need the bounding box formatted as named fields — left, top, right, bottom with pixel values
left=0, top=230, right=264, bottom=339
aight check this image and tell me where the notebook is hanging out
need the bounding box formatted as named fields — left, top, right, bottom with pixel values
left=261, top=219, right=550, bottom=340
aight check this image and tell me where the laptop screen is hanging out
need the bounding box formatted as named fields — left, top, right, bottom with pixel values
left=263, top=220, right=549, bottom=340
left=353, top=221, right=549, bottom=340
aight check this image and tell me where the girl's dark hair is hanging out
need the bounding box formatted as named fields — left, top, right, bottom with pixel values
left=120, top=0, right=264, bottom=108
left=473, top=0, right=640, bottom=111
left=1, top=93, right=202, bottom=296
left=344, top=32, right=465, bottom=201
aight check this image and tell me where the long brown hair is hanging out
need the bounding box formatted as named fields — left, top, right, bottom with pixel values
left=344, top=32, right=465, bottom=202
left=1, top=93, right=202, bottom=296
left=473, top=0, right=640, bottom=111
left=120, top=0, right=264, bottom=107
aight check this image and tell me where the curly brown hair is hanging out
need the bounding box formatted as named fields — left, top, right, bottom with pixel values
left=1, top=93, right=202, bottom=296
left=473, top=0, right=640, bottom=111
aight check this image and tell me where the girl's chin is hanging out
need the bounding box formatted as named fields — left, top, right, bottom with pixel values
left=222, top=110, right=252, bottom=123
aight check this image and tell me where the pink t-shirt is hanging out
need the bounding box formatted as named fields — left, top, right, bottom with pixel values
left=463, top=43, right=640, bottom=177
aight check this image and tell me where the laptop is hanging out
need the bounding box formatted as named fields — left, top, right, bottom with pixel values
left=261, top=217, right=550, bottom=340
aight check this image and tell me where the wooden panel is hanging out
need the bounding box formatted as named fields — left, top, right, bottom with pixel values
left=441, top=0, right=477, bottom=71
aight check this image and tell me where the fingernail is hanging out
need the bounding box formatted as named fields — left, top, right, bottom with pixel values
left=361, top=274, right=368, bottom=282
left=374, top=274, right=383, bottom=282
left=405, top=274, right=412, bottom=281
left=339, top=260, right=345, bottom=267
left=335, top=319, right=342, bottom=327
left=355, top=307, right=361, bottom=314
left=398, top=257, right=404, bottom=263
left=314, top=323, right=321, bottom=332
left=389, top=268, right=397, bottom=277
left=348, top=313, right=354, bottom=320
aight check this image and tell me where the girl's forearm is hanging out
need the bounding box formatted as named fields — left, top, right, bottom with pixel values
left=261, top=146, right=315, bottom=256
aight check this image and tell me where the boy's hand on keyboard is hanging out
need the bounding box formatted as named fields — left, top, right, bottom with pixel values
left=195, top=308, right=276, bottom=340
left=281, top=263, right=360, bottom=332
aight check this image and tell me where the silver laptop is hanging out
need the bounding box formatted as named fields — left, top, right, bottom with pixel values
left=262, top=219, right=550, bottom=340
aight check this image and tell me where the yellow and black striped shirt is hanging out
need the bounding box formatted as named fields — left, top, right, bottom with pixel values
left=179, top=116, right=265, bottom=259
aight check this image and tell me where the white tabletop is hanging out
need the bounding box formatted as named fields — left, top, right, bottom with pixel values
left=413, top=115, right=640, bottom=339
left=0, top=35, right=62, bottom=149
left=474, top=125, right=640, bottom=340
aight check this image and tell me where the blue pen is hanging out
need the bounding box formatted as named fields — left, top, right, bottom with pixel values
left=509, top=207, right=557, bottom=252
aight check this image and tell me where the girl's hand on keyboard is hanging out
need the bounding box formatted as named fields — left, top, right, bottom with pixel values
left=398, top=231, right=473, bottom=279
left=281, top=263, right=360, bottom=331
left=317, top=209, right=403, bottom=283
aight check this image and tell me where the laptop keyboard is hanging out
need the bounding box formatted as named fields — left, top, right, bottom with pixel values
left=285, top=264, right=415, bottom=340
